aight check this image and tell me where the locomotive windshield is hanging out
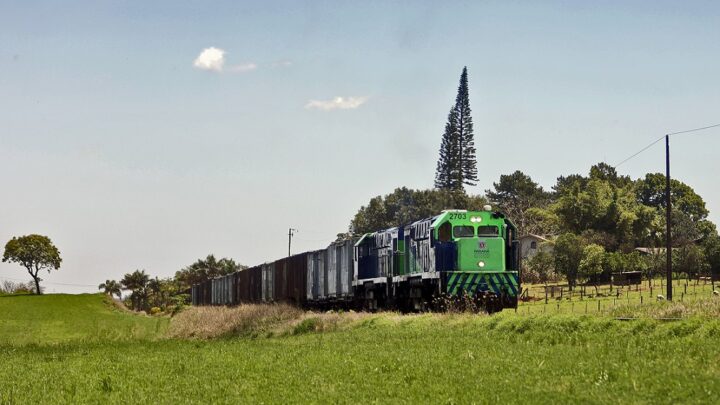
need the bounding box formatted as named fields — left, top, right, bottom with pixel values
left=477, top=225, right=499, bottom=236
left=453, top=225, right=474, bottom=238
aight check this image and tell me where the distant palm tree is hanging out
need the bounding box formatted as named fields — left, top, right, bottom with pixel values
left=147, top=277, right=163, bottom=308
left=121, top=270, right=150, bottom=311
left=121, top=270, right=149, bottom=291
left=98, top=279, right=122, bottom=299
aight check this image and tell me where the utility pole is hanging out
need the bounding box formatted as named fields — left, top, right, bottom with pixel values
left=288, top=228, right=298, bottom=257
left=665, top=135, right=673, bottom=301
left=615, top=123, right=720, bottom=301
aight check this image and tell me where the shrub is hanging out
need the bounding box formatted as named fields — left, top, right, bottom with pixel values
left=293, top=317, right=322, bottom=335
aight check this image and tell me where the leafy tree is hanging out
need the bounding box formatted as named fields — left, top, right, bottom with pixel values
left=554, top=178, right=614, bottom=234
left=648, top=209, right=713, bottom=248
left=485, top=171, right=551, bottom=235
left=157, top=277, right=190, bottom=314
left=623, top=251, right=648, bottom=274
left=552, top=164, right=655, bottom=250
left=603, top=251, right=648, bottom=281
left=589, top=162, right=632, bottom=188
left=700, top=229, right=720, bottom=280
left=578, top=244, right=605, bottom=293
left=523, top=249, right=555, bottom=285
left=350, top=187, right=488, bottom=234
left=98, top=279, right=122, bottom=299
left=434, top=66, right=478, bottom=190
left=580, top=229, right=618, bottom=251
left=524, top=207, right=560, bottom=236
left=2, top=234, right=62, bottom=295
left=643, top=248, right=666, bottom=285
left=674, top=245, right=710, bottom=279
left=175, top=255, right=245, bottom=290
left=604, top=251, right=625, bottom=275
left=636, top=173, right=708, bottom=222
left=552, top=174, right=587, bottom=198
left=553, top=233, right=586, bottom=289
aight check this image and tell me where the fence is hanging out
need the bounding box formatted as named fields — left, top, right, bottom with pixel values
left=516, top=277, right=718, bottom=315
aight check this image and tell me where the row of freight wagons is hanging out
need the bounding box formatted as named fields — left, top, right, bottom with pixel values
left=191, top=239, right=355, bottom=306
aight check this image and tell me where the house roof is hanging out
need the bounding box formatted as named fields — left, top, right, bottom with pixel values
left=634, top=247, right=677, bottom=254
left=519, top=234, right=550, bottom=241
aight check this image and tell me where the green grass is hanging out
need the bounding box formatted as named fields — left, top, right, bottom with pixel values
left=0, top=294, right=168, bottom=345
left=1, top=294, right=720, bottom=404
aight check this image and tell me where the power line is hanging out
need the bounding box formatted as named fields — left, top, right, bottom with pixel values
left=615, top=136, right=665, bottom=168
left=667, top=122, right=720, bottom=136
left=614, top=123, right=720, bottom=167
left=0, top=275, right=97, bottom=287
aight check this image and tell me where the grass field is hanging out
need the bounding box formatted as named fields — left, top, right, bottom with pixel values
left=0, top=294, right=167, bottom=345
left=1, top=294, right=720, bottom=404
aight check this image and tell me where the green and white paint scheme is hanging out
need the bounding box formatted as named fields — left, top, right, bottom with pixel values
left=430, top=209, right=520, bottom=299
left=354, top=206, right=520, bottom=311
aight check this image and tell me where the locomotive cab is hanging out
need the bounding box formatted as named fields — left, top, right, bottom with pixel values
left=429, top=207, right=520, bottom=309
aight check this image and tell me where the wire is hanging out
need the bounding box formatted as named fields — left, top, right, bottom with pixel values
left=0, top=275, right=97, bottom=287
left=667, top=123, right=720, bottom=136
left=614, top=123, right=720, bottom=168
left=614, top=136, right=665, bottom=168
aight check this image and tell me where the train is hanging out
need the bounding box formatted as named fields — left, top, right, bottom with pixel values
left=192, top=206, right=521, bottom=312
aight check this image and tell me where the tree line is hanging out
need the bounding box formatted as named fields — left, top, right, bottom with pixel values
left=99, top=255, right=246, bottom=314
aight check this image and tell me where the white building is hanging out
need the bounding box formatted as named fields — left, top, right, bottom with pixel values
left=519, top=234, right=552, bottom=261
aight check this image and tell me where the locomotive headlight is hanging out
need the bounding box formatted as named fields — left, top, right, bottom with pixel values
left=470, top=216, right=482, bottom=223
left=478, top=261, right=485, bottom=268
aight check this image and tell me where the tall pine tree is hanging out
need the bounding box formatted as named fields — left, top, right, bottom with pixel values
left=434, top=108, right=460, bottom=190
left=434, top=67, right=478, bottom=191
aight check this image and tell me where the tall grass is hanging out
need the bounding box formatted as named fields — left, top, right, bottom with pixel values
left=166, top=304, right=397, bottom=339
left=166, top=304, right=303, bottom=338
left=609, top=296, right=720, bottom=319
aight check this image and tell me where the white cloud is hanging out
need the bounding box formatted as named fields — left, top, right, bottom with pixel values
left=305, top=96, right=368, bottom=111
left=193, top=47, right=226, bottom=72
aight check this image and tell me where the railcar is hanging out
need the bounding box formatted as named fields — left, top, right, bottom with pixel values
left=191, top=206, right=520, bottom=312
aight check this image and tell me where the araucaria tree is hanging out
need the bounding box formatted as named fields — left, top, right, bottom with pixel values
left=434, top=66, right=478, bottom=191
left=2, top=234, right=62, bottom=295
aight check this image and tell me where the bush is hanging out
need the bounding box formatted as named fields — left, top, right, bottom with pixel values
left=293, top=317, right=322, bottom=335
left=0, top=280, right=36, bottom=295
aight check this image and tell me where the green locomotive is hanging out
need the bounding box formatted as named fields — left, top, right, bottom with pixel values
left=354, top=206, right=520, bottom=312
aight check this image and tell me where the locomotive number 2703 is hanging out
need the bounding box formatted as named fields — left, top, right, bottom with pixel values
left=448, top=213, right=467, bottom=220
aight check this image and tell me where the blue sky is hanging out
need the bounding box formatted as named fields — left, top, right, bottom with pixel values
left=1, top=1, right=719, bottom=292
